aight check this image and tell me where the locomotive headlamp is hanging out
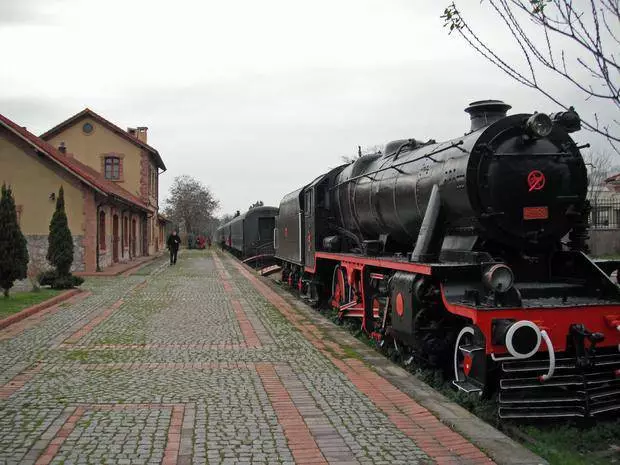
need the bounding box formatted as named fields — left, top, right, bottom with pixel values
left=483, top=264, right=514, bottom=293
left=526, top=112, right=553, bottom=138
left=505, top=320, right=542, bottom=359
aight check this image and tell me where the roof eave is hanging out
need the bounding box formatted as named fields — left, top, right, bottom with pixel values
left=0, top=120, right=107, bottom=197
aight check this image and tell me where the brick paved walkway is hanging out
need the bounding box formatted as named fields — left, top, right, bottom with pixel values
left=0, top=250, right=501, bottom=465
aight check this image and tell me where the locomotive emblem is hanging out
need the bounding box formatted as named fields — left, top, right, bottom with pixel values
left=527, top=170, right=546, bottom=192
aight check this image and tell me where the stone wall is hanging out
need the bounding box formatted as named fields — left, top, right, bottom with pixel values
left=588, top=229, right=620, bottom=257
left=11, top=235, right=84, bottom=292
left=26, top=235, right=85, bottom=273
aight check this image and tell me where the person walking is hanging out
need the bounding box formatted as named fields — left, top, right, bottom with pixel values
left=167, top=230, right=181, bottom=265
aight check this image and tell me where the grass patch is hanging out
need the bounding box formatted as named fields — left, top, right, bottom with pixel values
left=0, top=289, right=62, bottom=319
left=65, top=349, right=90, bottom=362
left=341, top=345, right=363, bottom=360
left=516, top=421, right=620, bottom=465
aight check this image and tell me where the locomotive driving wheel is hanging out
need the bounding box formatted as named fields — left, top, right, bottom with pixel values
left=331, top=266, right=350, bottom=320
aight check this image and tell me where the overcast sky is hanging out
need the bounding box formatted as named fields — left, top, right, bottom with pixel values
left=1, top=0, right=617, bottom=215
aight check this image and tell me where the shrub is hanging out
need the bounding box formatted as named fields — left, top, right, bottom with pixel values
left=38, top=270, right=84, bottom=289
left=37, top=270, right=58, bottom=286
left=0, top=184, right=29, bottom=297
left=47, top=186, right=74, bottom=275
left=50, top=274, right=84, bottom=290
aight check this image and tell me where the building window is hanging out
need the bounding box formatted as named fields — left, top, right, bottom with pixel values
left=99, top=211, right=106, bottom=250
left=104, top=157, right=121, bottom=180
left=82, top=122, right=94, bottom=134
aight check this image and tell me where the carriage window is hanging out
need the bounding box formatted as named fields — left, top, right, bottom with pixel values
left=258, top=217, right=275, bottom=241
left=305, top=191, right=313, bottom=216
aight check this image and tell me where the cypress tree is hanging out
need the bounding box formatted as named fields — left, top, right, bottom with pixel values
left=47, top=186, right=74, bottom=276
left=0, top=184, right=29, bottom=297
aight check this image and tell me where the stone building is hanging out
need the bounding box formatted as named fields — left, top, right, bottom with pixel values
left=0, top=109, right=169, bottom=273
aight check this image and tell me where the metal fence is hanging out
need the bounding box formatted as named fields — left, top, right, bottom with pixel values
left=590, top=198, right=620, bottom=229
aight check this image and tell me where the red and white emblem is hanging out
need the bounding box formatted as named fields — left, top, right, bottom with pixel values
left=527, top=170, right=546, bottom=192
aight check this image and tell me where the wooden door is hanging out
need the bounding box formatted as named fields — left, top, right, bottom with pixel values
left=112, top=215, right=119, bottom=262
left=132, top=219, right=137, bottom=257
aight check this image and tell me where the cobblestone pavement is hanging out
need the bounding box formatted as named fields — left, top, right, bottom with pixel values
left=0, top=250, right=497, bottom=465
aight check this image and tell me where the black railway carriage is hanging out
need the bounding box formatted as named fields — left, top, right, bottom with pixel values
left=275, top=100, right=620, bottom=419
left=216, top=206, right=279, bottom=259
left=216, top=222, right=230, bottom=248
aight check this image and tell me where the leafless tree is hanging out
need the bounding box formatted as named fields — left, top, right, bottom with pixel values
left=585, top=149, right=618, bottom=201
left=442, top=0, right=620, bottom=154
left=219, top=214, right=235, bottom=225
left=163, top=175, right=219, bottom=235
left=341, top=144, right=385, bottom=164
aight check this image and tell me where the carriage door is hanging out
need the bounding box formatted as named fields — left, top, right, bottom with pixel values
left=304, top=189, right=315, bottom=269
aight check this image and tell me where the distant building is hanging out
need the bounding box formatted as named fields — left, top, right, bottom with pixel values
left=0, top=109, right=170, bottom=273
left=605, top=173, right=620, bottom=193
left=589, top=172, right=620, bottom=229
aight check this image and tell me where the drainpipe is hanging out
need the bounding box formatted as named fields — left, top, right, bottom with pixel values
left=95, top=202, right=105, bottom=272
left=120, top=209, right=127, bottom=260
left=145, top=211, right=154, bottom=257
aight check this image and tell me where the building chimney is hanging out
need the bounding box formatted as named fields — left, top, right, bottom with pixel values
left=136, top=126, right=148, bottom=143
left=58, top=142, right=67, bottom=154
left=464, top=100, right=512, bottom=132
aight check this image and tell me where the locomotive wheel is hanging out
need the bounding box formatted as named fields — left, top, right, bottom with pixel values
left=331, top=266, right=348, bottom=309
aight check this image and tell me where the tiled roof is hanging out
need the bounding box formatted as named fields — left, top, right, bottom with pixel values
left=0, top=113, right=151, bottom=211
left=40, top=108, right=166, bottom=170
left=157, top=213, right=172, bottom=223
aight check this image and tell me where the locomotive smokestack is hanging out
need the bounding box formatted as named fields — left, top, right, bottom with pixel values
left=465, top=100, right=512, bottom=132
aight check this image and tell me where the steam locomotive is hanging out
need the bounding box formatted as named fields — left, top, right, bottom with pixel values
left=274, top=100, right=620, bottom=419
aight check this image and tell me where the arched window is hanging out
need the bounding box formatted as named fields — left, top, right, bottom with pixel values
left=99, top=211, right=106, bottom=250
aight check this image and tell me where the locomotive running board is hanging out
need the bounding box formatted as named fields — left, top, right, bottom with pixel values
left=259, top=265, right=282, bottom=276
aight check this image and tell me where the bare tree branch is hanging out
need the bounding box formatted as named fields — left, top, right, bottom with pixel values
left=442, top=0, right=620, bottom=154
left=163, top=175, right=219, bottom=236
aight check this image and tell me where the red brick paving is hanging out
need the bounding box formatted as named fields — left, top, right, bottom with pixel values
left=0, top=289, right=83, bottom=331
left=231, top=298, right=261, bottom=348
left=62, top=298, right=124, bottom=344
left=0, top=362, right=43, bottom=400
left=33, top=403, right=186, bottom=465
left=0, top=291, right=91, bottom=340
left=229, top=257, right=496, bottom=465
left=256, top=363, right=328, bottom=465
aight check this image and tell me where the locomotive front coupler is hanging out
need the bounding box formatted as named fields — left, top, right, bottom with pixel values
left=570, top=324, right=605, bottom=369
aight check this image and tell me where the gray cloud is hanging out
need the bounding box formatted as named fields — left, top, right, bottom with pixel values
left=1, top=0, right=616, bottom=215
left=0, top=0, right=65, bottom=25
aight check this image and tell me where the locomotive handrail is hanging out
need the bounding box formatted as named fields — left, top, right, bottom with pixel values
left=493, top=151, right=572, bottom=156
left=539, top=330, right=556, bottom=382
left=329, top=140, right=466, bottom=191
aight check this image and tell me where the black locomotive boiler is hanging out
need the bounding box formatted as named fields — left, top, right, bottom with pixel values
left=275, top=100, right=620, bottom=419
